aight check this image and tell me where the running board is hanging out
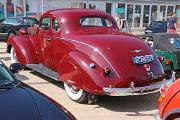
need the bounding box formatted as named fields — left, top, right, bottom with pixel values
left=26, top=64, right=59, bottom=80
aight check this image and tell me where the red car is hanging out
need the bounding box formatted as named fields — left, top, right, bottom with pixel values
left=7, top=8, right=173, bottom=103
left=155, top=79, right=180, bottom=120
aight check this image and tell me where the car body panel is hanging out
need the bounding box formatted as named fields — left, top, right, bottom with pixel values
left=156, top=50, right=180, bottom=70
left=0, top=61, right=76, bottom=120
left=0, top=87, right=41, bottom=120
left=8, top=35, right=38, bottom=64
left=8, top=9, right=166, bottom=96
left=0, top=84, right=75, bottom=120
left=24, top=86, right=75, bottom=120
left=157, top=79, right=180, bottom=120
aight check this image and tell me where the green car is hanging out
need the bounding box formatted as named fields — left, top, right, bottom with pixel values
left=140, top=33, right=180, bottom=79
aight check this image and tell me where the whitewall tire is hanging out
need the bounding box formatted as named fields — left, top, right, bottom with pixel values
left=64, top=83, right=87, bottom=103
left=10, top=47, right=18, bottom=63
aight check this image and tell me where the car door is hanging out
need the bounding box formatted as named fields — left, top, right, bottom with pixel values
left=51, top=17, right=64, bottom=71
left=40, top=16, right=53, bottom=69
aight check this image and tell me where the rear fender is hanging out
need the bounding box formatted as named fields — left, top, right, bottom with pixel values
left=58, top=51, right=114, bottom=94
left=7, top=36, right=38, bottom=64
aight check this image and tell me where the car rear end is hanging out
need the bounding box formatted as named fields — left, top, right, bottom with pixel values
left=99, top=35, right=173, bottom=96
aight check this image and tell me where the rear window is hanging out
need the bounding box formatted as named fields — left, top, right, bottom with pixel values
left=150, top=21, right=167, bottom=27
left=169, top=37, right=180, bottom=49
left=80, top=17, right=112, bottom=27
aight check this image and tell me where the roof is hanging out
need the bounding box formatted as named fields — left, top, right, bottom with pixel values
left=44, top=8, right=108, bottom=16
left=42, top=8, right=118, bottom=35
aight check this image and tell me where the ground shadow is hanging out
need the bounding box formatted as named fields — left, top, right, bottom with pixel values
left=17, top=69, right=159, bottom=117
left=29, top=71, right=64, bottom=89
left=0, top=40, right=7, bottom=43
left=0, top=51, right=7, bottom=54
left=0, top=57, right=10, bottom=61
left=15, top=73, right=29, bottom=81
left=95, top=92, right=159, bottom=117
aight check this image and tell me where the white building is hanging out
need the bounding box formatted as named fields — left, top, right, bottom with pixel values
left=0, top=0, right=180, bottom=28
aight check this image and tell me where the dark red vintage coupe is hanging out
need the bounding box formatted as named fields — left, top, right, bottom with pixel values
left=7, top=9, right=173, bottom=103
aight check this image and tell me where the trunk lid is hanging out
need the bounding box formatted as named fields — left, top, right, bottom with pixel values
left=71, top=32, right=164, bottom=87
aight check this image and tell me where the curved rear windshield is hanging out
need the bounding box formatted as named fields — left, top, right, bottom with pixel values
left=169, top=37, right=180, bottom=49
left=80, top=17, right=112, bottom=27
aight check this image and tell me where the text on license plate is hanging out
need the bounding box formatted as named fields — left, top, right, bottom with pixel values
left=133, top=54, right=154, bottom=64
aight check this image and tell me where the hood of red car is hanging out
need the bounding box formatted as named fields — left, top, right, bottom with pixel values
left=70, top=33, right=164, bottom=87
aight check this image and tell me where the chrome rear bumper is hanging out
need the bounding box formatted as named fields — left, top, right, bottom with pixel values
left=103, top=79, right=173, bottom=96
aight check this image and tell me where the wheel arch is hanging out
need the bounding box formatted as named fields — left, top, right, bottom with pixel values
left=58, top=51, right=105, bottom=95
left=8, top=36, right=39, bottom=64
left=164, top=109, right=180, bottom=120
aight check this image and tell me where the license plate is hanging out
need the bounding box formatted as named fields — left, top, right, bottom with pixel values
left=133, top=54, right=154, bottom=64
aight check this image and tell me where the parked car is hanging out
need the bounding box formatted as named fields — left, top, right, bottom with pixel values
left=7, top=8, right=173, bottom=104
left=0, top=61, right=76, bottom=120
left=0, top=17, right=38, bottom=40
left=145, top=21, right=167, bottom=34
left=155, top=78, right=180, bottom=120
left=140, top=33, right=180, bottom=79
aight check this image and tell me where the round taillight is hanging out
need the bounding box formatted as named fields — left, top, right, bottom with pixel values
left=165, top=60, right=172, bottom=65
left=158, top=56, right=164, bottom=62
left=102, top=67, right=111, bottom=77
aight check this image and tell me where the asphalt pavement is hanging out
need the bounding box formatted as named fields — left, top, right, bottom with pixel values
left=0, top=41, right=159, bottom=120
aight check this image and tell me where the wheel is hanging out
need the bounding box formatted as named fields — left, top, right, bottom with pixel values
left=64, top=83, right=88, bottom=103
left=10, top=47, right=18, bottom=63
left=166, top=113, right=180, bottom=120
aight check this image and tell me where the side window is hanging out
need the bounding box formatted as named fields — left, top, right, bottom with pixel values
left=41, top=17, right=50, bottom=31
left=52, top=18, right=60, bottom=32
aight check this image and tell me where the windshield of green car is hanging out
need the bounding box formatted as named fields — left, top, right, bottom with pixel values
left=169, top=37, right=180, bottom=49
left=0, top=62, right=15, bottom=87
left=1, top=18, right=21, bottom=25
